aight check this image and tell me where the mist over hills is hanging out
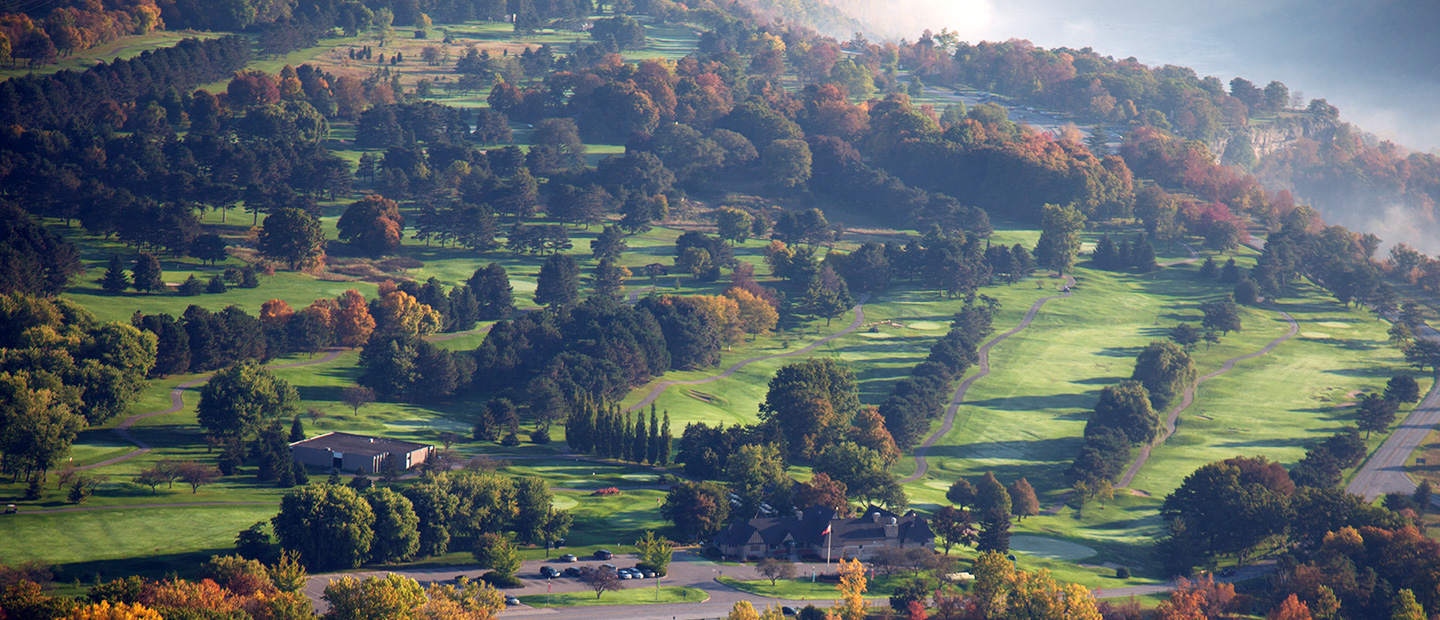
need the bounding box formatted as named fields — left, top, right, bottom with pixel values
left=791, top=0, right=1440, bottom=154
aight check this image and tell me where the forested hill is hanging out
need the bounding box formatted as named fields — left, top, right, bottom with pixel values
left=727, top=0, right=1440, bottom=253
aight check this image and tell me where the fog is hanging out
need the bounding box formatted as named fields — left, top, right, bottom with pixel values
left=824, top=0, right=1440, bottom=153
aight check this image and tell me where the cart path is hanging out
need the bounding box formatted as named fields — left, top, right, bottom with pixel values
left=902, top=276, right=1076, bottom=484
left=1345, top=320, right=1440, bottom=501
left=74, top=348, right=349, bottom=472
left=623, top=295, right=870, bottom=412
left=1116, top=307, right=1299, bottom=488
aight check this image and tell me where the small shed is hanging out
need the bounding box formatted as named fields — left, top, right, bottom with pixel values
left=290, top=432, right=433, bottom=474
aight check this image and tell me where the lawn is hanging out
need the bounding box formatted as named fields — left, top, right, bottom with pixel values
left=0, top=31, right=225, bottom=81
left=718, top=575, right=900, bottom=600
left=0, top=503, right=278, bottom=581
left=517, top=585, right=707, bottom=607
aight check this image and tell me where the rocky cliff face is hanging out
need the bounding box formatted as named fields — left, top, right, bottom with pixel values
left=1209, top=114, right=1341, bottom=163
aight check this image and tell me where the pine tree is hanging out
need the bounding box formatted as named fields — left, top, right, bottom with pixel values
left=277, top=456, right=297, bottom=487
left=648, top=406, right=660, bottom=464
left=293, top=460, right=309, bottom=485
left=327, top=469, right=342, bottom=485
left=621, top=413, right=633, bottom=462
left=659, top=411, right=672, bottom=465
left=207, top=275, right=228, bottom=294
left=611, top=407, right=623, bottom=459
left=101, top=254, right=129, bottom=293
left=290, top=416, right=305, bottom=442
left=131, top=253, right=165, bottom=293
left=633, top=410, right=649, bottom=464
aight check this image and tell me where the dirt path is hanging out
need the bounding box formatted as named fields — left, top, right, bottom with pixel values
left=901, top=276, right=1077, bottom=484
left=1116, top=307, right=1299, bottom=488
left=75, top=348, right=348, bottom=472
left=623, top=295, right=870, bottom=412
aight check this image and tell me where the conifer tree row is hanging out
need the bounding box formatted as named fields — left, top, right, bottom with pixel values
left=565, top=401, right=673, bottom=466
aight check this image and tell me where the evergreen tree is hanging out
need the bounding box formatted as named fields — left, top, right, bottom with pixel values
left=290, top=416, right=305, bottom=442
left=1091, top=235, right=1120, bottom=270
left=633, top=409, right=649, bottom=464
left=659, top=411, right=672, bottom=465
left=621, top=413, right=634, bottom=462
left=293, top=460, right=309, bottom=485
left=975, top=472, right=1012, bottom=516
left=648, top=406, right=660, bottom=464
left=101, top=254, right=129, bottom=293
left=1199, top=256, right=1218, bottom=278
left=977, top=507, right=1012, bottom=553
left=535, top=254, right=580, bottom=307
left=1221, top=258, right=1242, bottom=283
left=611, top=408, right=623, bottom=460
left=1131, top=236, right=1157, bottom=272
left=207, top=275, right=228, bottom=294
left=327, top=469, right=342, bottom=485
left=178, top=274, right=204, bottom=296
left=132, top=253, right=165, bottom=293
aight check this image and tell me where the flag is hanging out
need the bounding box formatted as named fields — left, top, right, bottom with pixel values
left=821, top=524, right=832, bottom=536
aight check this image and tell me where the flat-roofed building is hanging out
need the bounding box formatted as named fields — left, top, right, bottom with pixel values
left=290, top=432, right=433, bottom=474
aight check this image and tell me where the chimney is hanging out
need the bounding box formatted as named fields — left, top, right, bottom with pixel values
left=884, top=518, right=899, bottom=539
left=872, top=511, right=883, bottom=523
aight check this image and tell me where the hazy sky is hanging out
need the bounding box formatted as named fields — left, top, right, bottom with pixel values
left=835, top=0, right=1440, bottom=152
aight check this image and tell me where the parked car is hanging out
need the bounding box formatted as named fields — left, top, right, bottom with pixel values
left=782, top=607, right=798, bottom=616
left=594, top=549, right=613, bottom=560
left=600, top=563, right=617, bottom=572
left=559, top=553, right=578, bottom=562
left=505, top=596, right=520, bottom=606
left=563, top=567, right=583, bottom=578
left=618, top=572, right=634, bottom=580
left=540, top=566, right=560, bottom=578
left=641, top=570, right=656, bottom=578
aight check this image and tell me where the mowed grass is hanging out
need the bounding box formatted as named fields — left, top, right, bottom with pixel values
left=717, top=575, right=900, bottom=600
left=518, top=586, right=707, bottom=607
left=0, top=30, right=225, bottom=81
left=0, top=504, right=278, bottom=579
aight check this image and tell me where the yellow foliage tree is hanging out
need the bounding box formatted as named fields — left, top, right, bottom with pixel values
left=972, top=551, right=1013, bottom=619
left=728, top=601, right=761, bottom=620
left=322, top=574, right=427, bottom=620
left=834, top=558, right=868, bottom=620
left=260, top=299, right=295, bottom=329
left=693, top=294, right=743, bottom=349
left=726, top=287, right=778, bottom=340
left=69, top=601, right=163, bottom=620
left=375, top=291, right=441, bottom=337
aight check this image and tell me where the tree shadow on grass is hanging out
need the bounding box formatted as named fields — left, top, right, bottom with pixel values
left=963, top=392, right=1100, bottom=412
left=55, top=548, right=233, bottom=583
left=1211, top=436, right=1314, bottom=449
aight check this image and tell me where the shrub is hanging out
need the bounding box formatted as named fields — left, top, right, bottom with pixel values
left=480, top=571, right=523, bottom=588
left=1115, top=566, right=1131, bottom=579
left=591, top=487, right=621, bottom=496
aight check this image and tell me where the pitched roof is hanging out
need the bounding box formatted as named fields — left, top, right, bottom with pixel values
left=290, top=432, right=430, bottom=457
left=714, top=505, right=934, bottom=548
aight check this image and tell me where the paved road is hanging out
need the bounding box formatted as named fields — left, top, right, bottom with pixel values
left=903, top=276, right=1076, bottom=484
left=1346, top=321, right=1440, bottom=501
left=624, top=296, right=870, bottom=412
left=304, top=551, right=841, bottom=616
left=1118, top=307, right=1299, bottom=488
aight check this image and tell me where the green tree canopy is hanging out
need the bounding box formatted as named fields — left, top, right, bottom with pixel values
left=273, top=484, right=376, bottom=570
left=197, top=360, right=299, bottom=438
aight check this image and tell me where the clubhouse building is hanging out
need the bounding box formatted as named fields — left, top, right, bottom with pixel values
left=713, top=505, right=935, bottom=561
left=290, top=432, right=434, bottom=474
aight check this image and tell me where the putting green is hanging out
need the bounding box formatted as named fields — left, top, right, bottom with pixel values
left=906, top=321, right=945, bottom=330
left=620, top=474, right=657, bottom=482
left=1318, top=321, right=1352, bottom=328
left=1009, top=535, right=1096, bottom=561
left=1302, top=332, right=1331, bottom=339
left=553, top=495, right=580, bottom=510
left=924, top=480, right=951, bottom=490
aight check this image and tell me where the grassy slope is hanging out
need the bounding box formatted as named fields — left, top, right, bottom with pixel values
left=0, top=31, right=224, bottom=81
